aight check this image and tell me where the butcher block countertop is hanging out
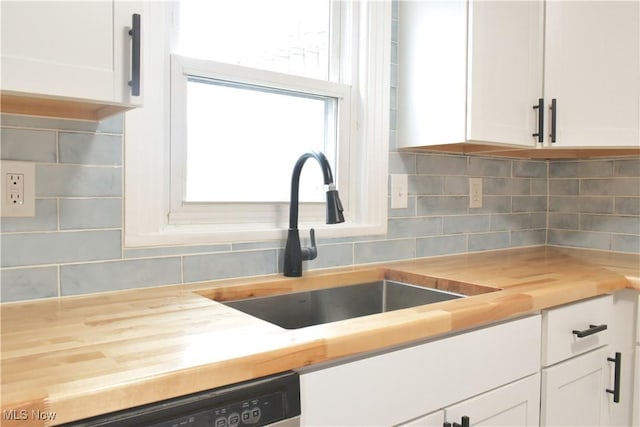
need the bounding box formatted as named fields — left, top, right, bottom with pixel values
left=2, top=246, right=639, bottom=426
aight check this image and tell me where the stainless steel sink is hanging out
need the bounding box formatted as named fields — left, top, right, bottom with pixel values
left=222, top=280, right=465, bottom=329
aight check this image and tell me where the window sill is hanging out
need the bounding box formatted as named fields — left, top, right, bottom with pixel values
left=124, top=221, right=387, bottom=248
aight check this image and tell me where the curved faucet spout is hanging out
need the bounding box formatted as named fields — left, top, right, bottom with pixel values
left=288, top=151, right=337, bottom=229
left=284, top=151, right=345, bottom=277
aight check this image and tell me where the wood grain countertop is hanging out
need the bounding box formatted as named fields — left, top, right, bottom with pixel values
left=1, top=246, right=639, bottom=426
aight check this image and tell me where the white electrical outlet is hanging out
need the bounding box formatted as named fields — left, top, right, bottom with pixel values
left=391, top=174, right=408, bottom=209
left=469, top=177, right=483, bottom=209
left=1, top=161, right=35, bottom=217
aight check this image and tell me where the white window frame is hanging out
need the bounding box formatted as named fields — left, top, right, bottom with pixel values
left=169, top=56, right=351, bottom=226
left=124, top=1, right=391, bottom=247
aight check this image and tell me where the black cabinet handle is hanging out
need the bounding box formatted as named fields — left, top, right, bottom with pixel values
left=453, top=416, right=470, bottom=427
left=607, top=352, right=622, bottom=403
left=443, top=423, right=452, bottom=427
left=549, top=98, right=557, bottom=143
left=128, top=13, right=141, bottom=96
left=532, top=98, right=544, bottom=143
left=572, top=324, right=607, bottom=338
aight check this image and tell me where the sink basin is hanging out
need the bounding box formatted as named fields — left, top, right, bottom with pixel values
left=222, top=280, right=465, bottom=329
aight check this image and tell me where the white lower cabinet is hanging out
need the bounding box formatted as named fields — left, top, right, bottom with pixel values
left=541, top=347, right=611, bottom=426
left=403, top=374, right=540, bottom=427
left=540, top=292, right=638, bottom=427
left=400, top=410, right=444, bottom=427
left=444, top=374, right=540, bottom=427
left=298, top=315, right=541, bottom=426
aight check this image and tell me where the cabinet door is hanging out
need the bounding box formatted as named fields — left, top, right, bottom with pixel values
left=399, top=410, right=444, bottom=427
left=397, top=0, right=467, bottom=147
left=467, top=0, right=543, bottom=147
left=0, top=1, right=141, bottom=105
left=299, top=315, right=541, bottom=426
left=445, top=374, right=540, bottom=427
left=541, top=347, right=609, bottom=426
left=544, top=1, right=640, bottom=147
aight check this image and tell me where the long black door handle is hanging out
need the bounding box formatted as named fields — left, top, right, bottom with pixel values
left=549, top=98, right=557, bottom=143
left=453, top=416, right=470, bottom=427
left=607, top=352, right=622, bottom=403
left=572, top=324, right=607, bottom=338
left=128, top=13, right=141, bottom=96
left=532, top=98, right=544, bottom=142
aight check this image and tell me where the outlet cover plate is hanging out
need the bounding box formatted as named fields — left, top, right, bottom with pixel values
left=1, top=160, right=36, bottom=217
left=469, top=177, right=483, bottom=209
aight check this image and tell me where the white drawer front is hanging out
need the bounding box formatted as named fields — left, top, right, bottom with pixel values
left=542, top=294, right=613, bottom=367
left=299, top=315, right=541, bottom=427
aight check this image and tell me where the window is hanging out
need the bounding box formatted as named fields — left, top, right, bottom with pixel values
left=182, top=77, right=339, bottom=203
left=124, top=1, right=391, bottom=246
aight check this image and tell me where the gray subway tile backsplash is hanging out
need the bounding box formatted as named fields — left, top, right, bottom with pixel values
left=416, top=196, right=467, bottom=216
left=183, top=250, right=277, bottom=283
left=1, top=266, right=58, bottom=302
left=468, top=157, right=511, bottom=177
left=468, top=232, right=510, bottom=252
left=580, top=178, right=640, bottom=197
left=408, top=175, right=444, bottom=195
left=1, top=230, right=122, bottom=267
left=580, top=214, right=640, bottom=234
left=612, top=234, right=640, bottom=253
left=443, top=215, right=491, bottom=234
left=483, top=178, right=530, bottom=196
left=615, top=198, right=640, bottom=216
left=37, top=164, right=122, bottom=197
left=354, top=239, right=415, bottom=264
left=512, top=160, right=547, bottom=178
left=1, top=24, right=639, bottom=303
left=61, top=257, right=182, bottom=296
left=59, top=198, right=122, bottom=230
left=547, top=229, right=612, bottom=251
left=614, top=159, right=640, bottom=177
left=1, top=128, right=57, bottom=162
left=59, top=132, right=122, bottom=165
left=510, top=229, right=546, bottom=247
left=416, top=234, right=467, bottom=257
left=387, top=217, right=442, bottom=239
left=0, top=199, right=57, bottom=233
left=416, top=154, right=468, bottom=176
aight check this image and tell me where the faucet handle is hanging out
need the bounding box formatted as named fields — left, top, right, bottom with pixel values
left=301, top=228, right=318, bottom=261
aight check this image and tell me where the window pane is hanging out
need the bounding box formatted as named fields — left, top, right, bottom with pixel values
left=176, top=0, right=331, bottom=80
left=185, top=78, right=337, bottom=203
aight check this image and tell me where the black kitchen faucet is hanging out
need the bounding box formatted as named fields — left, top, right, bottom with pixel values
left=283, top=151, right=344, bottom=277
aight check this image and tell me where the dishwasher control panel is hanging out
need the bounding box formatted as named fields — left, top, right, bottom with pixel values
left=59, top=371, right=300, bottom=427
left=157, top=392, right=283, bottom=427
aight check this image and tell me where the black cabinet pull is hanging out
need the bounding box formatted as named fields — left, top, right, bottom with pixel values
left=607, top=352, right=622, bottom=403
left=453, top=416, right=470, bottom=427
left=572, top=324, right=607, bottom=338
left=128, top=13, right=141, bottom=96
left=549, top=98, right=557, bottom=143
left=532, top=98, right=544, bottom=142
left=443, top=423, right=452, bottom=427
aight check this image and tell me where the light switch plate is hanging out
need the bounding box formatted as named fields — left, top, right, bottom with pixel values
left=391, top=174, right=408, bottom=209
left=1, top=160, right=36, bottom=217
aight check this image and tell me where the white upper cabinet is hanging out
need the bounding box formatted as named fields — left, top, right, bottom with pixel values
left=0, top=1, right=143, bottom=116
left=399, top=0, right=543, bottom=149
left=399, top=0, right=640, bottom=150
left=398, top=0, right=468, bottom=147
left=467, top=1, right=543, bottom=146
left=544, top=1, right=640, bottom=147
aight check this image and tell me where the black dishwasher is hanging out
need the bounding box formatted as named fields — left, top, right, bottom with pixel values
left=60, top=371, right=300, bottom=427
